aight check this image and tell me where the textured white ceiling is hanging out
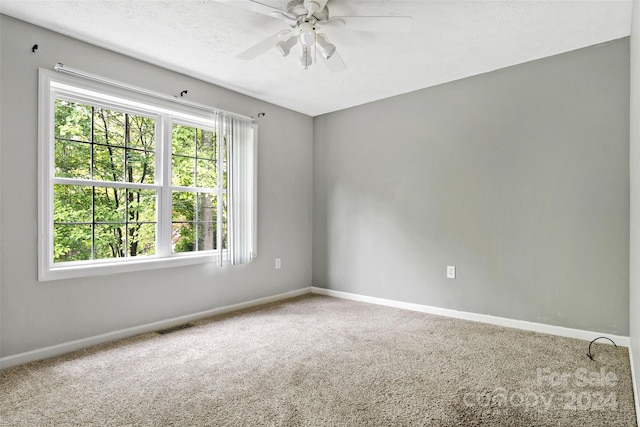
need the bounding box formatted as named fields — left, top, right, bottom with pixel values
left=0, top=0, right=633, bottom=116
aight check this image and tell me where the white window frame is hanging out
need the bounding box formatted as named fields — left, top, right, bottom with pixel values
left=38, top=69, right=241, bottom=281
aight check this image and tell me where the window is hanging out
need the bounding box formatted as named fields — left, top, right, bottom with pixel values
left=39, top=69, right=256, bottom=281
left=53, top=100, right=158, bottom=262
left=171, top=123, right=226, bottom=254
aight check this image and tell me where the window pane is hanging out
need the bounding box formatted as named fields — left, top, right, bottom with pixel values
left=172, top=124, right=218, bottom=190
left=197, top=193, right=216, bottom=223
left=53, top=224, right=92, bottom=262
left=126, top=149, right=155, bottom=184
left=94, top=187, right=126, bottom=223
left=127, top=115, right=155, bottom=151
left=54, top=140, right=91, bottom=179
left=93, top=145, right=125, bottom=182
left=128, top=189, right=156, bottom=223
left=172, top=222, right=194, bottom=253
left=197, top=129, right=217, bottom=160
left=196, top=159, right=216, bottom=188
left=171, top=192, right=218, bottom=253
left=53, top=185, right=92, bottom=223
left=55, top=100, right=91, bottom=142
left=197, top=222, right=216, bottom=251
left=172, top=191, right=195, bottom=222
left=128, top=223, right=156, bottom=256
left=95, top=224, right=125, bottom=259
left=172, top=124, right=195, bottom=156
left=94, top=108, right=125, bottom=148
left=172, top=155, right=193, bottom=187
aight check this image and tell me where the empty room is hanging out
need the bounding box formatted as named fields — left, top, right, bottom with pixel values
left=2, top=0, right=640, bottom=425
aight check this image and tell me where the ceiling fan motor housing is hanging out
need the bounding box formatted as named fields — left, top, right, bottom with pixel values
left=287, top=0, right=329, bottom=21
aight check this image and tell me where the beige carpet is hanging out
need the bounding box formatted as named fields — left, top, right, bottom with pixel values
left=0, top=294, right=636, bottom=426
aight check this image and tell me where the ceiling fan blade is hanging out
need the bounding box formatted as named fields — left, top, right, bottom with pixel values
left=321, top=50, right=347, bottom=73
left=271, top=10, right=299, bottom=26
left=237, top=31, right=286, bottom=60
left=324, top=16, right=412, bottom=32
left=216, top=0, right=296, bottom=20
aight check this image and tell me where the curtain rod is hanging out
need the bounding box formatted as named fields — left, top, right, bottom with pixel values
left=53, top=63, right=255, bottom=122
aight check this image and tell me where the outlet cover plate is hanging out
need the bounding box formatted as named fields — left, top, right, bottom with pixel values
left=447, top=265, right=456, bottom=279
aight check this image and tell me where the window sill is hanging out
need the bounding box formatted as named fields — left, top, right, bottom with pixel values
left=39, top=253, right=224, bottom=282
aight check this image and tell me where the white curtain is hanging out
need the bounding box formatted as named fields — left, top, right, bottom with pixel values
left=221, top=114, right=257, bottom=265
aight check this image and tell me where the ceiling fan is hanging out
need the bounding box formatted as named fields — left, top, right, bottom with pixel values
left=224, top=0, right=412, bottom=72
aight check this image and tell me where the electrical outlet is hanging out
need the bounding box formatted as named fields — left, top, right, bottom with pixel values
left=447, top=265, right=456, bottom=279
left=275, top=258, right=281, bottom=269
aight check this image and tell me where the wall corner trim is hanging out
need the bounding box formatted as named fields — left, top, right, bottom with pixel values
left=0, top=287, right=312, bottom=370
left=310, top=287, right=630, bottom=347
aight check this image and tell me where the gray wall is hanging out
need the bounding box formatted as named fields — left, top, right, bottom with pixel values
left=0, top=15, right=313, bottom=358
left=629, top=0, right=640, bottom=401
left=313, top=38, right=630, bottom=335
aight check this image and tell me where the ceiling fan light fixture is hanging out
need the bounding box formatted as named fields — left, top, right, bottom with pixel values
left=299, top=31, right=315, bottom=47
left=276, top=35, right=298, bottom=57
left=315, top=33, right=336, bottom=59
left=298, top=22, right=316, bottom=47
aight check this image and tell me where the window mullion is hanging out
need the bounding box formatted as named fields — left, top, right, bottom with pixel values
left=171, top=185, right=216, bottom=193
left=91, top=187, right=96, bottom=260
left=91, top=108, right=96, bottom=260
left=124, top=114, right=129, bottom=258
left=52, top=177, right=160, bottom=190
left=158, top=116, right=173, bottom=258
left=193, top=130, right=199, bottom=251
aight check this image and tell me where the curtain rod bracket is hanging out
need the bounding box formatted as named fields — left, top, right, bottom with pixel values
left=180, top=90, right=188, bottom=97
left=32, top=44, right=38, bottom=53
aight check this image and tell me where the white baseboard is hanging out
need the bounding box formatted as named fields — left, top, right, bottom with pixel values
left=311, top=287, right=630, bottom=347
left=0, top=287, right=311, bottom=369
left=629, top=345, right=640, bottom=427
left=2, top=285, right=630, bottom=371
